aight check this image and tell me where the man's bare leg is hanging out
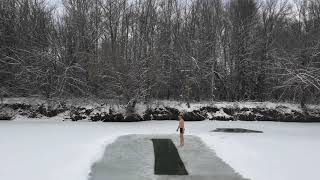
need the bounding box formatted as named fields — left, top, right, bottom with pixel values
left=180, top=133, right=184, bottom=147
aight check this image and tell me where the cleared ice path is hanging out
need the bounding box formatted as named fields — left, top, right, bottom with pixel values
left=89, top=135, right=249, bottom=180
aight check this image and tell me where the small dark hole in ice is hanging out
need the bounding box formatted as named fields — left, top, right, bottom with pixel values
left=212, top=128, right=263, bottom=133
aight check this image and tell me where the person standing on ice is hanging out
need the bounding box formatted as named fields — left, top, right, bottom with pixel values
left=177, top=112, right=185, bottom=147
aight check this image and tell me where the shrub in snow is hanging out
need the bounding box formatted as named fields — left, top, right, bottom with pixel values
left=208, top=109, right=233, bottom=121
left=34, top=103, right=68, bottom=117
left=0, top=107, right=15, bottom=120
left=283, top=111, right=305, bottom=122
left=211, top=116, right=233, bottom=121
left=85, top=109, right=94, bottom=116
left=253, top=108, right=281, bottom=121
left=91, top=113, right=102, bottom=122
left=183, top=110, right=206, bottom=121
left=235, top=109, right=257, bottom=121
left=293, top=111, right=308, bottom=121
left=37, top=104, right=47, bottom=116
left=150, top=108, right=169, bottom=120
left=3, top=103, right=36, bottom=118
left=68, top=106, right=95, bottom=121
left=71, top=114, right=87, bottom=121
left=143, top=107, right=179, bottom=120
left=304, top=115, right=320, bottom=122
left=222, top=108, right=235, bottom=116
left=101, top=114, right=115, bottom=122
left=124, top=113, right=144, bottom=122
left=46, top=109, right=59, bottom=117
left=5, top=103, right=32, bottom=110
left=237, top=114, right=256, bottom=121
left=200, top=106, right=220, bottom=113
left=234, top=108, right=278, bottom=121
left=228, top=107, right=320, bottom=122
left=165, top=107, right=180, bottom=119
left=304, top=109, right=320, bottom=122
left=28, top=110, right=42, bottom=118
left=69, top=108, right=87, bottom=121
left=143, top=108, right=153, bottom=120
left=113, top=113, right=124, bottom=121
left=90, top=112, right=128, bottom=122
left=200, top=106, right=233, bottom=120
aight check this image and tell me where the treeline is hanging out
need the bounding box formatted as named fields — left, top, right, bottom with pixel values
left=1, top=0, right=320, bottom=106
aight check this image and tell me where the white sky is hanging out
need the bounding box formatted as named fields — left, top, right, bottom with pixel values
left=48, top=0, right=62, bottom=7
left=47, top=0, right=64, bottom=16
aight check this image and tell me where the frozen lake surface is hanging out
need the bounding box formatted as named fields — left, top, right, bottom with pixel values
left=0, top=119, right=320, bottom=180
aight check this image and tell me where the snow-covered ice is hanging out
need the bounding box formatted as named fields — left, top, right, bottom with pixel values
left=0, top=118, right=320, bottom=180
left=90, top=134, right=248, bottom=180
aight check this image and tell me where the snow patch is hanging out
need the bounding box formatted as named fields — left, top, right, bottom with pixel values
left=214, top=109, right=232, bottom=118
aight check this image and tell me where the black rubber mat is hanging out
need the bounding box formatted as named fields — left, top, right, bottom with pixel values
left=151, top=139, right=188, bottom=175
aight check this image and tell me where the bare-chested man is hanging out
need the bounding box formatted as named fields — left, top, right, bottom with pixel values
left=178, top=112, right=185, bottom=147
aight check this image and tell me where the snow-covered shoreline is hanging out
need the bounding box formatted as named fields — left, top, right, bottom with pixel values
left=1, top=98, right=320, bottom=122
left=0, top=119, right=319, bottom=180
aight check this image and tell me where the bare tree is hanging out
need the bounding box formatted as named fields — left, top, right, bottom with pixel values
left=1, top=0, right=319, bottom=105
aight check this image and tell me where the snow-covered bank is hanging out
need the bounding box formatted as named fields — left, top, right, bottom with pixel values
left=1, top=98, right=320, bottom=122
left=0, top=119, right=320, bottom=180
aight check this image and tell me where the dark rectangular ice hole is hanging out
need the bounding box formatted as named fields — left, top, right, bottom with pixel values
left=151, top=139, right=188, bottom=175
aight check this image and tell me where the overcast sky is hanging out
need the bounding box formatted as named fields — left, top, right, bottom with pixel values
left=47, top=0, right=64, bottom=16
left=48, top=0, right=62, bottom=6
